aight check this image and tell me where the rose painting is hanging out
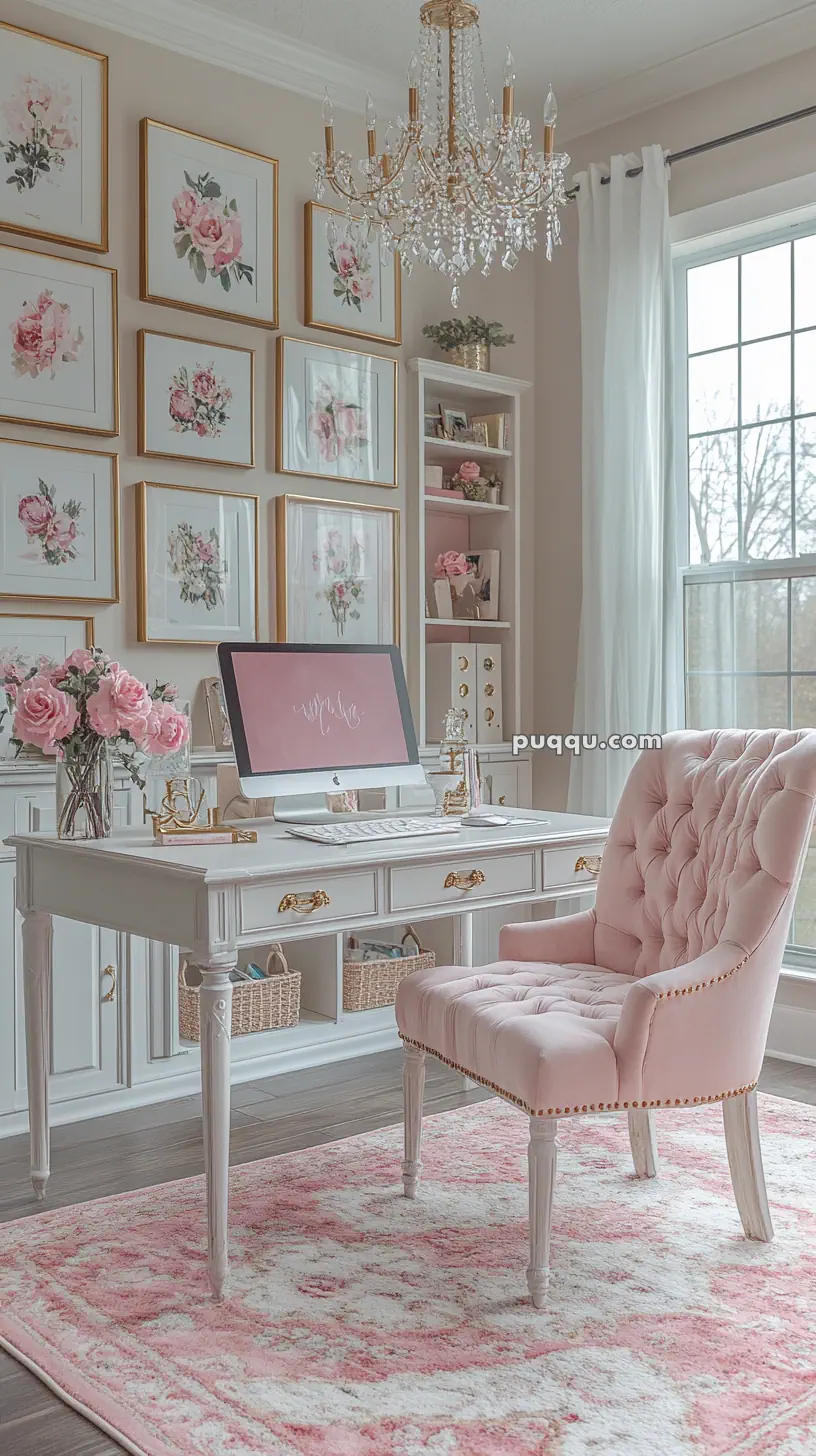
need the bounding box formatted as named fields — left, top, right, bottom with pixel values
left=138, top=330, right=253, bottom=467
left=276, top=494, right=398, bottom=644
left=18, top=477, right=82, bottom=566
left=0, top=439, right=118, bottom=603
left=305, top=203, right=401, bottom=346
left=172, top=170, right=252, bottom=293
left=169, top=362, right=231, bottom=439
left=278, top=336, right=397, bottom=489
left=312, top=528, right=365, bottom=637
left=328, top=233, right=374, bottom=314
left=308, top=375, right=370, bottom=466
left=10, top=290, right=82, bottom=380
left=1, top=74, right=78, bottom=194
left=167, top=520, right=226, bottom=611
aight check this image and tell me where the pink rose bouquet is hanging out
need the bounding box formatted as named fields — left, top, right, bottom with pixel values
left=171, top=169, right=253, bottom=291
left=18, top=477, right=83, bottom=566
left=450, top=459, right=490, bottom=502
left=168, top=362, right=232, bottom=439
left=11, top=290, right=83, bottom=381
left=434, top=550, right=471, bottom=578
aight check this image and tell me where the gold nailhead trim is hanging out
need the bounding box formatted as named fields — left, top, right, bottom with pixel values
left=655, top=951, right=750, bottom=1001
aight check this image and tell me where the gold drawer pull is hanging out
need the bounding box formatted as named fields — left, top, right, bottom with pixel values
left=575, top=855, right=603, bottom=878
left=278, top=890, right=331, bottom=914
left=101, top=965, right=117, bottom=1003
left=444, top=869, right=486, bottom=891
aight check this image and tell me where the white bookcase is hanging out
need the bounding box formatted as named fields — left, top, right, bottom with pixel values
left=407, top=357, right=532, bottom=750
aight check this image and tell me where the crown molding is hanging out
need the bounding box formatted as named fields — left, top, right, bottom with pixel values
left=558, top=3, right=816, bottom=143
left=27, top=0, right=405, bottom=114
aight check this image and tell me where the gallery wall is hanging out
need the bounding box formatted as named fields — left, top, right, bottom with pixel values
left=0, top=0, right=536, bottom=740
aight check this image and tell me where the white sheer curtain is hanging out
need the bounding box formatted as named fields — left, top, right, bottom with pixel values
left=568, top=145, right=679, bottom=817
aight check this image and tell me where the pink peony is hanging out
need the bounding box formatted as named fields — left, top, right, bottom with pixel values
left=13, top=674, right=78, bottom=751
left=333, top=404, right=366, bottom=445
left=63, top=648, right=96, bottom=675
left=45, top=512, right=76, bottom=551
left=434, top=550, right=470, bottom=577
left=139, top=701, right=191, bottom=756
left=169, top=387, right=195, bottom=425
left=350, top=275, right=374, bottom=302
left=195, top=421, right=209, bottom=437
left=334, top=244, right=359, bottom=279
left=1, top=77, right=77, bottom=151
left=11, top=291, right=82, bottom=380
left=87, top=668, right=152, bottom=739
left=18, top=493, right=55, bottom=537
left=309, top=410, right=339, bottom=461
left=457, top=460, right=481, bottom=483
left=189, top=204, right=243, bottom=273
left=172, top=189, right=198, bottom=229
left=191, top=367, right=219, bottom=403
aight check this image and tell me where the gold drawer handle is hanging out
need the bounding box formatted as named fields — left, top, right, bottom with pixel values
left=575, top=855, right=603, bottom=878
left=444, top=869, right=486, bottom=891
left=278, top=890, right=331, bottom=914
left=101, top=965, right=117, bottom=1003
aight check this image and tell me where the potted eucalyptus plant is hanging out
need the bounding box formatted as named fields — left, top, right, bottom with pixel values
left=422, top=315, right=515, bottom=372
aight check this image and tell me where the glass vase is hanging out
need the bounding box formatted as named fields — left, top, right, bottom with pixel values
left=56, top=742, right=113, bottom=840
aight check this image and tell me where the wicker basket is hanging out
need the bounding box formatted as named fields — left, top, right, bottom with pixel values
left=178, top=946, right=300, bottom=1040
left=343, top=925, right=435, bottom=1013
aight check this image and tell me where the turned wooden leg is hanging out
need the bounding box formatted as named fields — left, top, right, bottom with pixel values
left=628, top=1108, right=659, bottom=1179
left=455, top=913, right=477, bottom=1089
left=199, top=965, right=234, bottom=1300
left=527, top=1116, right=557, bottom=1308
left=402, top=1045, right=426, bottom=1198
left=722, top=1089, right=773, bottom=1242
left=22, top=911, right=53, bottom=1202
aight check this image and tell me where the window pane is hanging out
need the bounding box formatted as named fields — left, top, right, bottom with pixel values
left=734, top=675, right=788, bottom=728
left=741, top=242, right=791, bottom=341
left=795, top=418, right=816, bottom=555
left=687, top=257, right=738, bottom=354
left=792, top=578, right=816, bottom=669
left=689, top=349, right=737, bottom=433
left=741, top=336, right=791, bottom=424
left=740, top=422, right=792, bottom=559
left=795, top=235, right=816, bottom=330
left=734, top=579, right=788, bottom=670
left=794, top=329, right=816, bottom=416
left=687, top=675, right=733, bottom=729
left=792, top=676, right=816, bottom=729
left=792, top=842, right=816, bottom=946
left=688, top=431, right=738, bottom=563
left=685, top=581, right=732, bottom=671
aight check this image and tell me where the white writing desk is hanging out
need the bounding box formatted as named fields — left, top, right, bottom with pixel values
left=9, top=808, right=608, bottom=1299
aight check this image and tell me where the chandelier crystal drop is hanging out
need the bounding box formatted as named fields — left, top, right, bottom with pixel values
left=311, top=0, right=570, bottom=305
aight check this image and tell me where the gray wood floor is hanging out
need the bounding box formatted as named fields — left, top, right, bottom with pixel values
left=0, top=1050, right=814, bottom=1456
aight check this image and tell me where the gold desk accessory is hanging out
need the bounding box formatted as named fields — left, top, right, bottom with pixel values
left=151, top=779, right=258, bottom=846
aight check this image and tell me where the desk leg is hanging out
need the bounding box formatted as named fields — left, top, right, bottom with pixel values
left=198, top=964, right=234, bottom=1302
left=22, top=910, right=53, bottom=1201
left=455, top=912, right=477, bottom=1090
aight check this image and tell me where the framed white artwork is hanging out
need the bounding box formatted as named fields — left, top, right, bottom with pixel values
left=0, top=610, right=93, bottom=753
left=304, top=203, right=401, bottom=346
left=275, top=493, right=399, bottom=644
left=0, top=437, right=118, bottom=603
left=137, top=480, right=258, bottom=644
left=140, top=119, right=278, bottom=329
left=0, top=242, right=118, bottom=435
left=0, top=21, right=107, bottom=252
left=276, top=335, right=397, bottom=489
left=138, top=329, right=254, bottom=468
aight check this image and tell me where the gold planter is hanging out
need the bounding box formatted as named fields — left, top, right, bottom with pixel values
left=449, top=342, right=490, bottom=372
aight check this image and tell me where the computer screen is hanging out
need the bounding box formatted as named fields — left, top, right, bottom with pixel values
left=217, top=643, right=423, bottom=797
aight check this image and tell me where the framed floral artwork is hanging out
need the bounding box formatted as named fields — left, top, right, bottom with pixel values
left=140, top=119, right=278, bottom=329
left=0, top=22, right=107, bottom=252
left=0, top=437, right=118, bottom=603
left=276, top=336, right=397, bottom=489
left=138, top=330, right=254, bottom=469
left=275, top=494, right=399, bottom=644
left=0, top=610, right=93, bottom=752
left=137, top=480, right=258, bottom=644
left=304, top=203, right=401, bottom=346
left=0, top=242, right=118, bottom=435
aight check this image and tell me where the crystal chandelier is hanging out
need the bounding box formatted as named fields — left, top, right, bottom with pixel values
left=311, top=0, right=569, bottom=306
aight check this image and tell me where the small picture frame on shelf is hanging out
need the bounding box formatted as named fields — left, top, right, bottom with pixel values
left=424, top=411, right=443, bottom=439
left=465, top=422, right=489, bottom=447
left=465, top=549, right=500, bottom=620
left=441, top=407, right=468, bottom=440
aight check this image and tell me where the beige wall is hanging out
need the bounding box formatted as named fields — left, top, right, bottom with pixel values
left=0, top=0, right=536, bottom=741
left=534, top=44, right=816, bottom=810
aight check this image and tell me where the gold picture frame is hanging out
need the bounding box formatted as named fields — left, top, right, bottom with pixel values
left=137, top=328, right=256, bottom=468
left=0, top=435, right=119, bottom=604
left=0, top=22, right=108, bottom=253
left=0, top=609, right=94, bottom=647
left=136, top=479, right=260, bottom=645
left=275, top=492, right=400, bottom=644
left=304, top=202, right=402, bottom=346
left=140, top=118, right=279, bottom=330
left=276, top=335, right=398, bottom=490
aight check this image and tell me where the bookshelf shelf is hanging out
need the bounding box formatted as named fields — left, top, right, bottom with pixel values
left=424, top=494, right=510, bottom=516
left=425, top=618, right=511, bottom=631
left=423, top=437, right=513, bottom=460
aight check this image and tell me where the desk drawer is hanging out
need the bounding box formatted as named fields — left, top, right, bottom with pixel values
left=390, top=851, right=536, bottom=914
left=543, top=845, right=604, bottom=891
left=240, top=871, right=377, bottom=934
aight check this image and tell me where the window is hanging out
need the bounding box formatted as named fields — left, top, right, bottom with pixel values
left=675, top=223, right=816, bottom=961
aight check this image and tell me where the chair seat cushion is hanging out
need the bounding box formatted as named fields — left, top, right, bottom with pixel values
left=396, top=961, right=637, bottom=1116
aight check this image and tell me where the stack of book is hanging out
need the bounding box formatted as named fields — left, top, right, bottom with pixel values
left=471, top=412, right=510, bottom=449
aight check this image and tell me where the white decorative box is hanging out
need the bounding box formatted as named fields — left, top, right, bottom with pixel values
left=475, top=643, right=503, bottom=743
left=424, top=464, right=444, bottom=491
left=425, top=643, right=477, bottom=743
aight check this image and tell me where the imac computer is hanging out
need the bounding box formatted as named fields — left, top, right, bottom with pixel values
left=217, top=643, right=427, bottom=806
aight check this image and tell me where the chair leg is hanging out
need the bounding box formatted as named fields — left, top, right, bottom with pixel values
left=527, top=1117, right=557, bottom=1308
left=402, top=1045, right=426, bottom=1198
left=722, top=1089, right=773, bottom=1242
left=628, top=1108, right=659, bottom=1179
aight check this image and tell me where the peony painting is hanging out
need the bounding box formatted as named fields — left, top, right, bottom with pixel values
left=137, top=481, right=258, bottom=644
left=138, top=330, right=254, bottom=468
left=305, top=203, right=401, bottom=345
left=0, top=23, right=108, bottom=251
left=277, top=335, right=397, bottom=489
left=141, top=120, right=278, bottom=329
left=0, top=437, right=118, bottom=603
left=0, top=243, right=118, bottom=435
left=276, top=494, right=398, bottom=644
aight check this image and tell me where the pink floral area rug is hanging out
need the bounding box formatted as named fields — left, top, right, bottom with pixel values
left=1, top=1095, right=815, bottom=1456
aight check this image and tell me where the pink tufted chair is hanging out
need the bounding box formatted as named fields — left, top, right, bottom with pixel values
left=395, top=730, right=816, bottom=1307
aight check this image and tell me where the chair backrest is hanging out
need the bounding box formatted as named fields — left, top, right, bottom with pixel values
left=593, top=729, right=816, bottom=977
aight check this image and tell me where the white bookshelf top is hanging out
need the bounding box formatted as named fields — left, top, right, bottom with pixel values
left=424, top=494, right=510, bottom=516
left=425, top=618, right=511, bottom=630
left=408, top=357, right=532, bottom=395
left=424, top=436, right=512, bottom=460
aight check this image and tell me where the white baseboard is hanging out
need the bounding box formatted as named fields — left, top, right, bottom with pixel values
left=766, top=1003, right=816, bottom=1068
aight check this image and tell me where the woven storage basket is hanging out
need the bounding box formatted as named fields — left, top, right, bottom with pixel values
left=343, top=925, right=435, bottom=1013
left=178, top=945, right=300, bottom=1040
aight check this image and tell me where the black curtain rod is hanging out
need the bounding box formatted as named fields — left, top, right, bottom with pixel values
left=564, top=101, right=816, bottom=199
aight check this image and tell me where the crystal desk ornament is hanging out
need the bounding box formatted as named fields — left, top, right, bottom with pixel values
left=151, top=777, right=257, bottom=846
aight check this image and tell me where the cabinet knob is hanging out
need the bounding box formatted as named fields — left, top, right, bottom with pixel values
left=484, top=682, right=495, bottom=696
left=498, top=795, right=507, bottom=806
left=101, top=965, right=117, bottom=1003
left=483, top=656, right=495, bottom=671
left=458, top=684, right=469, bottom=697
left=484, top=707, right=495, bottom=722
left=458, top=655, right=469, bottom=671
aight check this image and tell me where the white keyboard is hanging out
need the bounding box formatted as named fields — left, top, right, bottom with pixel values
left=284, top=816, right=462, bottom=846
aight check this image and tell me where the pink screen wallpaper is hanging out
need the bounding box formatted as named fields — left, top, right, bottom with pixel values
left=230, top=652, right=411, bottom=773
